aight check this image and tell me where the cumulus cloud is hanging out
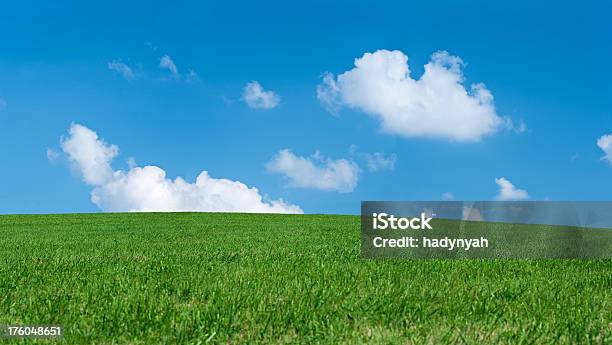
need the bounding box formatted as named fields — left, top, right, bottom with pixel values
left=317, top=49, right=510, bottom=141
left=59, top=123, right=301, bottom=213
left=242, top=81, right=280, bottom=109
left=61, top=124, right=118, bottom=185
left=597, top=134, right=612, bottom=163
left=266, top=149, right=359, bottom=192
left=494, top=177, right=529, bottom=201
left=107, top=60, right=135, bottom=80
left=364, top=152, right=396, bottom=172
left=159, top=55, right=179, bottom=77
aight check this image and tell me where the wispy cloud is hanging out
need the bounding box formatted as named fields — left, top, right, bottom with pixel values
left=46, top=148, right=60, bottom=163
left=349, top=145, right=396, bottom=172
left=158, top=55, right=199, bottom=82
left=159, top=55, right=179, bottom=77
left=107, top=60, right=135, bottom=80
left=364, top=152, right=396, bottom=172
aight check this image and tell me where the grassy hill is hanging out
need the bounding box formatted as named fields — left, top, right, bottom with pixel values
left=0, top=213, right=610, bottom=344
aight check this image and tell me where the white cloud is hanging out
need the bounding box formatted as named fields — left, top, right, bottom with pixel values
left=242, top=81, right=280, bottom=109
left=159, top=55, right=179, bottom=77
left=317, top=72, right=342, bottom=115
left=59, top=124, right=301, bottom=214
left=158, top=56, right=199, bottom=82
left=46, top=148, right=60, bottom=162
left=317, top=49, right=509, bottom=141
left=266, top=149, right=359, bottom=192
left=597, top=134, right=612, bottom=163
left=61, top=124, right=119, bottom=185
left=364, top=152, right=396, bottom=172
left=107, top=60, right=135, bottom=80
left=494, top=177, right=529, bottom=201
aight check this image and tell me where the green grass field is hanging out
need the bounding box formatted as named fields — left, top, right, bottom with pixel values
left=0, top=213, right=610, bottom=344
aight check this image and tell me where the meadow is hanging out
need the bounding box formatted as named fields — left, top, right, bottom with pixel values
left=0, top=213, right=610, bottom=344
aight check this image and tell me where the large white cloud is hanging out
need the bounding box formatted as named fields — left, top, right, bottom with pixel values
left=494, top=177, right=529, bottom=201
left=59, top=124, right=302, bottom=214
left=597, top=134, right=612, bottom=163
left=317, top=50, right=509, bottom=141
left=242, top=81, right=280, bottom=109
left=266, top=149, right=359, bottom=192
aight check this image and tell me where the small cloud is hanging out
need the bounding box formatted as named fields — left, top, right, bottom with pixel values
left=442, top=192, right=454, bottom=200
left=364, top=152, right=396, bottom=172
left=107, top=60, right=135, bottom=80
left=159, top=55, right=179, bottom=77
left=0, top=98, right=6, bottom=111
left=46, top=148, right=60, bottom=162
left=242, top=81, right=280, bottom=109
left=494, top=177, right=529, bottom=201
left=597, top=134, right=612, bottom=163
left=266, top=149, right=359, bottom=192
left=348, top=145, right=396, bottom=172
left=158, top=55, right=198, bottom=82
left=502, top=118, right=529, bottom=134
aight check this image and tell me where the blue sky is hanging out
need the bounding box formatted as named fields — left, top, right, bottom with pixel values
left=1, top=1, right=611, bottom=214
